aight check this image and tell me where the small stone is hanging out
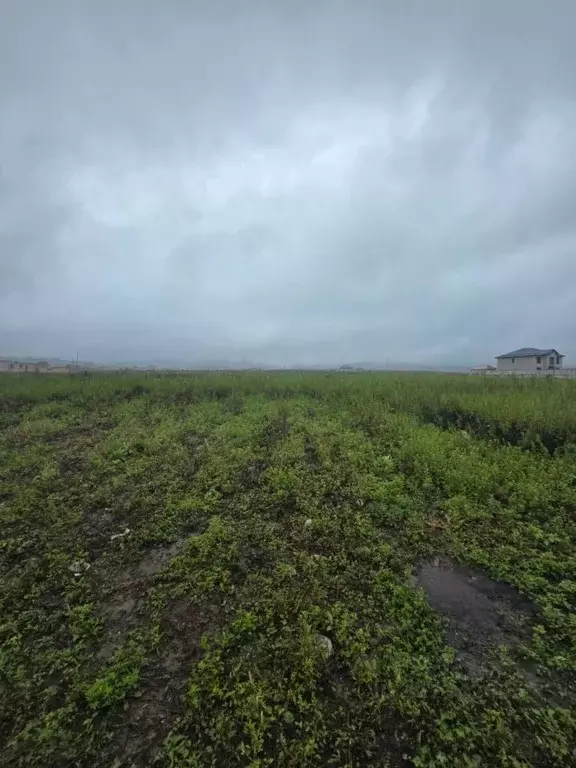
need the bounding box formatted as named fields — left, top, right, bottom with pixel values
left=303, top=518, right=313, bottom=528
left=316, top=634, right=333, bottom=658
left=69, top=559, right=91, bottom=577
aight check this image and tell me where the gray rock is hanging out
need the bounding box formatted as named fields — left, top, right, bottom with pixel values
left=317, top=634, right=333, bottom=658
left=69, top=559, right=91, bottom=577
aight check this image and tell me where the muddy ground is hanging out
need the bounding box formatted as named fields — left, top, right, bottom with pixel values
left=415, top=557, right=535, bottom=676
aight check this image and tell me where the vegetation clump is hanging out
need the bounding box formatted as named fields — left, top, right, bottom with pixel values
left=1, top=371, right=575, bottom=766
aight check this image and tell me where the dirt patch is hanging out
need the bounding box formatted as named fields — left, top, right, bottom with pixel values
left=58, top=453, right=90, bottom=477
left=415, top=558, right=535, bottom=675
left=136, top=540, right=188, bottom=577
left=98, top=595, right=144, bottom=662
left=161, top=597, right=222, bottom=643
left=52, top=426, right=106, bottom=477
left=82, top=508, right=125, bottom=558
left=84, top=508, right=115, bottom=527
left=102, top=599, right=222, bottom=766
left=97, top=540, right=191, bottom=659
left=101, top=660, right=188, bottom=766
left=44, top=425, right=105, bottom=444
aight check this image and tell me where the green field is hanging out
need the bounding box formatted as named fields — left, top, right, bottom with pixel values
left=1, top=372, right=576, bottom=767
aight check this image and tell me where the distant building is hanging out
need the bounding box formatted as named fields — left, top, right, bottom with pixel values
left=0, top=359, right=72, bottom=374
left=0, top=360, right=28, bottom=372
left=495, top=348, right=564, bottom=373
left=469, top=364, right=496, bottom=375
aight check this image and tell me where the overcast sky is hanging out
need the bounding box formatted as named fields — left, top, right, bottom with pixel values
left=1, top=1, right=575, bottom=366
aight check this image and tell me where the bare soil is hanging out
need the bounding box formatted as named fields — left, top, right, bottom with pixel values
left=97, top=541, right=222, bottom=766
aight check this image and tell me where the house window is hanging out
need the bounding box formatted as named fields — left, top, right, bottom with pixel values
left=549, top=357, right=555, bottom=367
left=536, top=356, right=541, bottom=364
left=557, top=356, right=561, bottom=365
left=511, top=358, right=515, bottom=364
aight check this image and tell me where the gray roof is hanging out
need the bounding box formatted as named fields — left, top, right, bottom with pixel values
left=496, top=347, right=563, bottom=359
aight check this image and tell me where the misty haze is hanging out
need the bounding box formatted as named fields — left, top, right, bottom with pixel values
left=2, top=1, right=575, bottom=367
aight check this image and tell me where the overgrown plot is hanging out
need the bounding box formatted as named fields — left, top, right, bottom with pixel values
left=1, top=371, right=575, bottom=767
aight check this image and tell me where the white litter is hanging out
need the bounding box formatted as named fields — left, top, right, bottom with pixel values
left=110, top=527, right=131, bottom=541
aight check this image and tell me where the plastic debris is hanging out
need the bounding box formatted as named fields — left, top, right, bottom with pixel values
left=110, top=527, right=131, bottom=541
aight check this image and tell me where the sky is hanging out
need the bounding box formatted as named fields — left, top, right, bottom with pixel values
left=1, top=0, right=575, bottom=367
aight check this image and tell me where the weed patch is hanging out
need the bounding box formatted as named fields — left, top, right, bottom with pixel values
left=1, top=371, right=575, bottom=766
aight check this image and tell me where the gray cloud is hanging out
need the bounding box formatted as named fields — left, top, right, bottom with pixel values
left=1, top=0, right=576, bottom=366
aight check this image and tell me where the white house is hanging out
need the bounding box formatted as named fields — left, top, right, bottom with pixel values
left=469, top=364, right=496, bottom=375
left=495, top=348, right=564, bottom=373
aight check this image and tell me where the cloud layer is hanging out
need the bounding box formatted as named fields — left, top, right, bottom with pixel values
left=2, top=1, right=576, bottom=366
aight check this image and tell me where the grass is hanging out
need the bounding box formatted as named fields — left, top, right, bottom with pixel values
left=1, top=371, right=575, bottom=767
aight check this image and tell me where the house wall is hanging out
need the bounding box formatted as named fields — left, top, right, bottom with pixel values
left=497, top=356, right=537, bottom=372
left=497, top=353, right=563, bottom=372
left=0, top=361, right=52, bottom=373
left=0, top=361, right=28, bottom=372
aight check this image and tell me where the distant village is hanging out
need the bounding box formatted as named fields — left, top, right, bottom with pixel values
left=1, top=347, right=574, bottom=377
left=0, top=359, right=79, bottom=374
left=0, top=359, right=159, bottom=374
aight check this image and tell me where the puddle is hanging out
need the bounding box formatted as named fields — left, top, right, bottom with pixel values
left=415, top=558, right=535, bottom=675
